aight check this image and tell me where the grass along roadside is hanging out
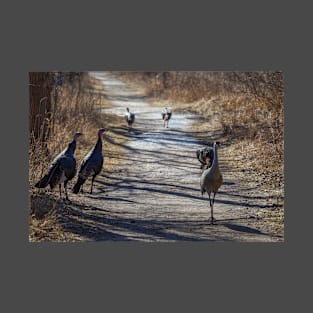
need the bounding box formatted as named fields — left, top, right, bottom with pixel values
left=29, top=73, right=130, bottom=242
left=147, top=97, right=284, bottom=237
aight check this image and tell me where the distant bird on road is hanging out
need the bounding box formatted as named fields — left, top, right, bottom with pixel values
left=196, top=145, right=214, bottom=170
left=200, top=141, right=223, bottom=224
left=73, top=128, right=107, bottom=194
left=35, top=132, right=83, bottom=200
left=161, top=107, right=172, bottom=128
left=125, top=107, right=135, bottom=131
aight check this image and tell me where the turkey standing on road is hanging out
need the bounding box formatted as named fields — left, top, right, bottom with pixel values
left=200, top=141, right=223, bottom=224
left=161, top=107, right=172, bottom=128
left=35, top=132, right=83, bottom=200
left=73, top=128, right=107, bottom=194
left=196, top=145, right=214, bottom=170
left=125, top=107, right=135, bottom=131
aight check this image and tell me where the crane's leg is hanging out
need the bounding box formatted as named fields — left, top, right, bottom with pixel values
left=210, top=192, right=217, bottom=224
left=208, top=192, right=216, bottom=224
left=212, top=192, right=216, bottom=205
left=208, top=193, right=212, bottom=223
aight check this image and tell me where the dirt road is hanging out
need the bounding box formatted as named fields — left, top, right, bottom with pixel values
left=64, top=73, right=283, bottom=242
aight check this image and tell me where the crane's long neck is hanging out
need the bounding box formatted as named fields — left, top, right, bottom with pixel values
left=64, top=139, right=76, bottom=156
left=212, top=143, right=219, bottom=170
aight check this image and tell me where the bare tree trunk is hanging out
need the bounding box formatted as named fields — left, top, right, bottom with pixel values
left=29, top=72, right=53, bottom=144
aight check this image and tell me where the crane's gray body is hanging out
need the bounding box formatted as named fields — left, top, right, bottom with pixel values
left=200, top=165, right=223, bottom=195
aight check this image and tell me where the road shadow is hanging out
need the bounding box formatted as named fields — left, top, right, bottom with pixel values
left=96, top=175, right=279, bottom=210
left=222, top=223, right=266, bottom=235
left=60, top=203, right=277, bottom=241
left=60, top=205, right=252, bottom=241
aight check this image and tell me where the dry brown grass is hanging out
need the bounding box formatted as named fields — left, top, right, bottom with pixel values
left=175, top=98, right=284, bottom=237
left=29, top=194, right=81, bottom=242
left=29, top=73, right=129, bottom=242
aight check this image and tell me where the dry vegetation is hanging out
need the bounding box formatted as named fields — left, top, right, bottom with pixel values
left=113, top=71, right=284, bottom=234
left=29, top=72, right=128, bottom=242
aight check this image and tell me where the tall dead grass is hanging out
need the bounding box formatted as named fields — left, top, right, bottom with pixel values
left=29, top=73, right=127, bottom=241
left=29, top=74, right=126, bottom=189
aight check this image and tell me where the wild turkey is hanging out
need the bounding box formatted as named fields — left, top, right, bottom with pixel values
left=200, top=141, right=223, bottom=224
left=196, top=146, right=214, bottom=170
left=124, top=107, right=135, bottom=131
left=73, top=128, right=107, bottom=194
left=161, top=107, right=172, bottom=128
left=35, top=132, right=83, bottom=200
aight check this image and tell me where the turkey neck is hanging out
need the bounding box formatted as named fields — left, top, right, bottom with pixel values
left=65, top=139, right=76, bottom=156
left=94, top=134, right=103, bottom=152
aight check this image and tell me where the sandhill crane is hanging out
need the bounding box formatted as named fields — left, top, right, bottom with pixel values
left=35, top=132, right=83, bottom=200
left=125, top=107, right=135, bottom=131
left=161, top=107, right=172, bottom=128
left=200, top=141, right=223, bottom=224
left=196, top=145, right=214, bottom=170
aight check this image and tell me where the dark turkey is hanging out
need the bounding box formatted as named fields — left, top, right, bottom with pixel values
left=124, top=107, right=135, bottom=131
left=35, top=132, right=83, bottom=200
left=73, top=128, right=107, bottom=194
left=161, top=108, right=172, bottom=128
left=196, top=146, right=214, bottom=170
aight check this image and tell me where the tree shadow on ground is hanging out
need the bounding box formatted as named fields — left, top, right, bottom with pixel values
left=60, top=205, right=237, bottom=241
left=222, top=223, right=266, bottom=235
left=95, top=176, right=279, bottom=210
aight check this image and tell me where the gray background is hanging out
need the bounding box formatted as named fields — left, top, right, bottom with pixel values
left=1, top=0, right=310, bottom=312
